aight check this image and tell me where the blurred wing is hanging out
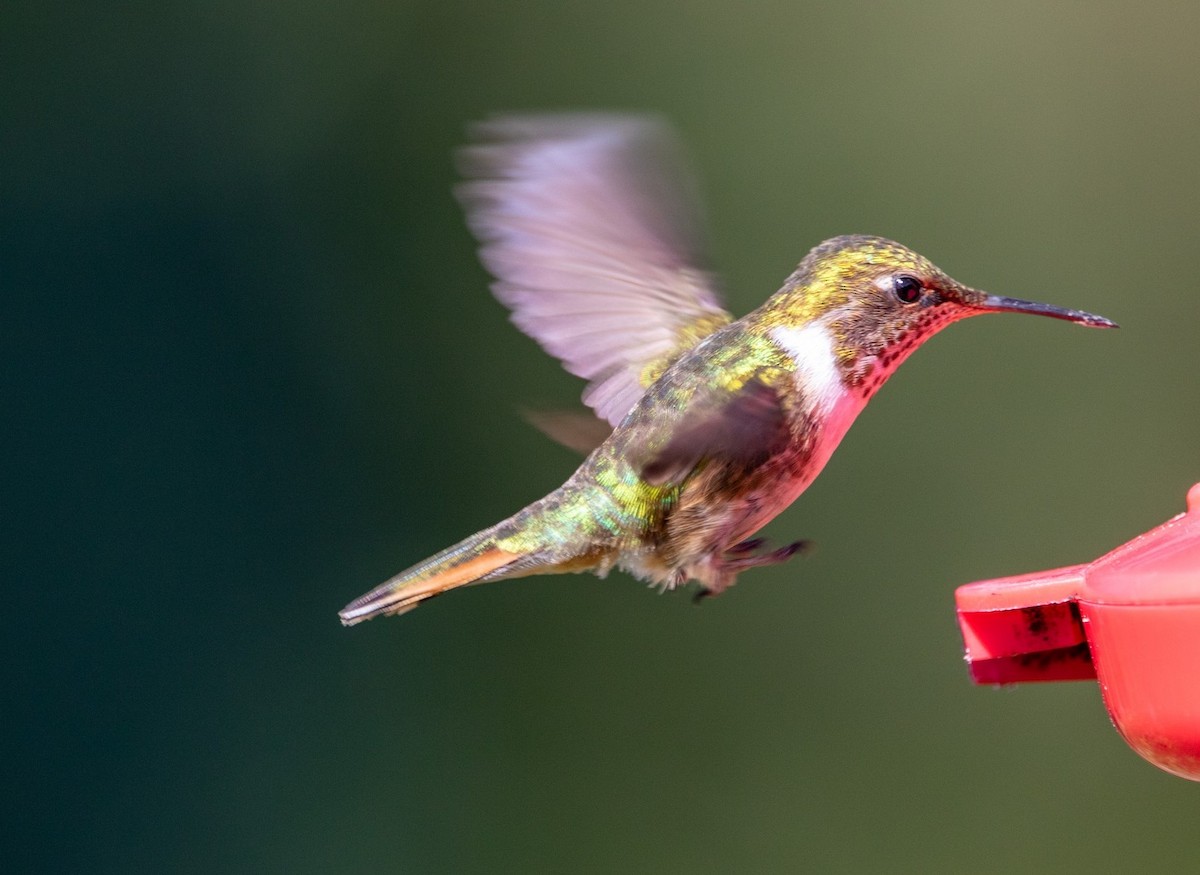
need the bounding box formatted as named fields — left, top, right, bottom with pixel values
left=637, top=377, right=791, bottom=486
left=521, top=408, right=613, bottom=456
left=457, top=114, right=732, bottom=426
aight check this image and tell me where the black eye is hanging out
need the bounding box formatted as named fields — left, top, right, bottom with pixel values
left=893, top=274, right=922, bottom=304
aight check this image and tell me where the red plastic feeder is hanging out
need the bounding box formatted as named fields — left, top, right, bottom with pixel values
left=956, top=483, right=1200, bottom=781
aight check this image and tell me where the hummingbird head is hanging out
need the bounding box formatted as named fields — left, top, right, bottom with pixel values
left=771, top=235, right=1116, bottom=395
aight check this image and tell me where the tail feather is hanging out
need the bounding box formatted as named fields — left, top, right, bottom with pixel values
left=339, top=528, right=522, bottom=626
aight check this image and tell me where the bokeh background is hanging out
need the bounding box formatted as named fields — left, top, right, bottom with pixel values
left=7, top=1, right=1200, bottom=872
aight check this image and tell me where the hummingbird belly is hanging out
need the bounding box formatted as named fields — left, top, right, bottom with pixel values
left=652, top=383, right=869, bottom=589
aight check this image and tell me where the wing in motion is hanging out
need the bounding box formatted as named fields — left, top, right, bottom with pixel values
left=636, top=376, right=792, bottom=486
left=457, top=114, right=733, bottom=426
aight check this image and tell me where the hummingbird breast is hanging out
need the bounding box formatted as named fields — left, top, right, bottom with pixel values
left=629, top=321, right=870, bottom=582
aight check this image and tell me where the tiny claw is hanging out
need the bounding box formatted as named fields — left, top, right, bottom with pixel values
left=692, top=587, right=714, bottom=605
left=775, top=539, right=811, bottom=561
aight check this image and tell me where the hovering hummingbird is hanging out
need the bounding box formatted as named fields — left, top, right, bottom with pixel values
left=339, top=114, right=1116, bottom=625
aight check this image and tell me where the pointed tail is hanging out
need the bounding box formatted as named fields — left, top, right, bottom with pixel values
left=339, top=524, right=526, bottom=625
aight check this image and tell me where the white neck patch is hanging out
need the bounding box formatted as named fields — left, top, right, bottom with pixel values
left=769, top=321, right=869, bottom=487
left=769, top=323, right=845, bottom=410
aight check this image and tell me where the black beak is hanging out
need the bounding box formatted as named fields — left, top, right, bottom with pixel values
left=977, top=294, right=1118, bottom=329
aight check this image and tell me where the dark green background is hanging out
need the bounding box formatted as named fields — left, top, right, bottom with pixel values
left=7, top=1, right=1199, bottom=872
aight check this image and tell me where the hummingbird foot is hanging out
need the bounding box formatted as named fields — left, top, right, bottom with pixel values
left=723, top=538, right=810, bottom=570
left=724, top=537, right=767, bottom=555
left=691, top=539, right=811, bottom=604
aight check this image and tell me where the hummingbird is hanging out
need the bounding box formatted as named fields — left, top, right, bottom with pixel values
left=339, top=114, right=1116, bottom=625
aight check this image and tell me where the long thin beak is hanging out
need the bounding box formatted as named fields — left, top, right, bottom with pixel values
left=977, top=294, right=1118, bottom=329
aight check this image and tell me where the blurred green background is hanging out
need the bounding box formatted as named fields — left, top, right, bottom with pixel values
left=6, top=1, right=1200, bottom=872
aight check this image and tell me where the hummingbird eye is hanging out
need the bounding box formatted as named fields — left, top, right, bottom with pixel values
left=892, top=274, right=923, bottom=304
